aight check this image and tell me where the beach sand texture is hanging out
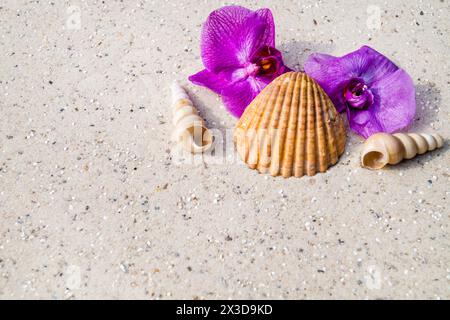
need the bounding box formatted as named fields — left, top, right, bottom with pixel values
left=0, top=0, right=449, bottom=299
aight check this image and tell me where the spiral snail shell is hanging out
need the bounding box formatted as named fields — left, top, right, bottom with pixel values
left=361, top=132, right=444, bottom=170
left=171, top=82, right=213, bottom=153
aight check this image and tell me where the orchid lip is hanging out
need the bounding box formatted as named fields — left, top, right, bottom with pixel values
left=256, top=56, right=279, bottom=76
left=344, top=78, right=374, bottom=109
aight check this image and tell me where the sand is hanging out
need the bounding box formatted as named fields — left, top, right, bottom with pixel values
left=0, top=0, right=449, bottom=299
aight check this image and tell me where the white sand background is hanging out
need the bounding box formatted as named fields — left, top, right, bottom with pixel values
left=0, top=0, right=449, bottom=299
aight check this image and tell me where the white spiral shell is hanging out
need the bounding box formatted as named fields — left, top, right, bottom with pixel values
left=361, top=132, right=444, bottom=170
left=171, top=82, right=213, bottom=153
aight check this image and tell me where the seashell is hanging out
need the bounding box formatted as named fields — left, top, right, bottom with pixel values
left=234, top=72, right=347, bottom=178
left=171, top=82, right=213, bottom=153
left=361, top=132, right=444, bottom=170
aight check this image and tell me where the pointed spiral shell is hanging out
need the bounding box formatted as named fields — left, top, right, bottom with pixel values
left=361, top=132, right=444, bottom=170
left=171, top=82, right=213, bottom=153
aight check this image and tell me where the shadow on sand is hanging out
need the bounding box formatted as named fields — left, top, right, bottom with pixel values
left=281, top=40, right=335, bottom=71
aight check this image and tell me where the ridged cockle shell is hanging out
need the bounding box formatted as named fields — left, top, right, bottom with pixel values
left=234, top=72, right=347, bottom=178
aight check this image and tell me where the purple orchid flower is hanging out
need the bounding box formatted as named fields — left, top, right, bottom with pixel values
left=304, top=46, right=416, bottom=138
left=189, top=6, right=291, bottom=117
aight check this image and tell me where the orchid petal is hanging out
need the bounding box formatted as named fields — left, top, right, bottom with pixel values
left=200, top=6, right=275, bottom=73
left=221, top=79, right=263, bottom=117
left=370, top=69, right=416, bottom=133
left=254, top=8, right=275, bottom=47
left=338, top=46, right=399, bottom=84
left=346, top=109, right=383, bottom=139
left=188, top=69, right=231, bottom=95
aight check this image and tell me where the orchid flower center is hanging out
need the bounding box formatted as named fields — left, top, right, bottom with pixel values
left=344, top=78, right=374, bottom=109
left=255, top=56, right=278, bottom=76
left=245, top=46, right=282, bottom=78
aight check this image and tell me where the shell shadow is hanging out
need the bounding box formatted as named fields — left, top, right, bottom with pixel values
left=281, top=40, right=335, bottom=72
left=410, top=83, right=442, bottom=132
left=383, top=142, right=449, bottom=171
left=188, top=91, right=230, bottom=134
left=187, top=90, right=234, bottom=158
left=373, top=83, right=445, bottom=171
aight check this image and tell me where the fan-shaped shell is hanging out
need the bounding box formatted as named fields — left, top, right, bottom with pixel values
left=234, top=72, right=346, bottom=178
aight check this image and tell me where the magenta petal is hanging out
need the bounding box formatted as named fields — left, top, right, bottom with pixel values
left=200, top=6, right=275, bottom=73
left=254, top=8, right=275, bottom=47
left=370, top=69, right=416, bottom=133
left=347, top=109, right=383, bottom=139
left=221, top=80, right=261, bottom=117
left=338, top=46, right=399, bottom=85
left=188, top=69, right=231, bottom=95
